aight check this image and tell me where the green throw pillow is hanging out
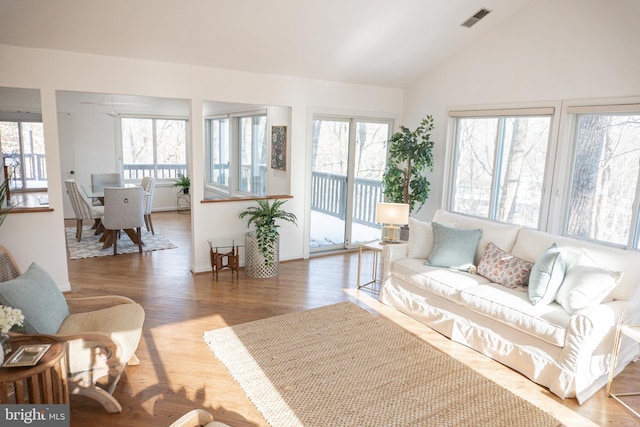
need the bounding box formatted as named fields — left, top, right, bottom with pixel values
left=425, top=222, right=482, bottom=271
left=0, top=262, right=69, bottom=334
left=528, top=243, right=566, bottom=305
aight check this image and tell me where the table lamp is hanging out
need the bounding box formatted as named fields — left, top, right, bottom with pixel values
left=376, top=202, right=410, bottom=243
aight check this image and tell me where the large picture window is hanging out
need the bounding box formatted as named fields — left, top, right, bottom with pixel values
left=449, top=109, right=553, bottom=228
left=121, top=117, right=187, bottom=181
left=566, top=109, right=640, bottom=247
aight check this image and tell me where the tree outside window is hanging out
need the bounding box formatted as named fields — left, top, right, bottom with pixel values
left=567, top=113, right=640, bottom=246
left=451, top=115, right=551, bottom=228
left=121, top=117, right=187, bottom=181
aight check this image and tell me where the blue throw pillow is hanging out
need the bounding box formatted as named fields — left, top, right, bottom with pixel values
left=528, top=244, right=566, bottom=305
left=425, top=222, right=482, bottom=271
left=0, top=262, right=69, bottom=334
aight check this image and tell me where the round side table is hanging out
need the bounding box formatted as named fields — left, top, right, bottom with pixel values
left=0, top=334, right=69, bottom=404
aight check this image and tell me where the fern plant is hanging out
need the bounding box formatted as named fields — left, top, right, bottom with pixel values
left=0, top=177, right=13, bottom=227
left=239, top=199, right=297, bottom=267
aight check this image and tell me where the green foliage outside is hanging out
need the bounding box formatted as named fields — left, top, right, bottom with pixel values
left=382, top=115, right=435, bottom=213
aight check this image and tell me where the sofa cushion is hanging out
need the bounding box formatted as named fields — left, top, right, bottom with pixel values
left=511, top=227, right=640, bottom=301
left=0, top=263, right=69, bottom=334
left=459, top=283, right=570, bottom=347
left=555, top=252, right=623, bottom=314
left=426, top=222, right=482, bottom=271
left=432, top=209, right=521, bottom=265
left=477, top=242, right=533, bottom=289
left=528, top=243, right=566, bottom=305
left=407, top=217, right=434, bottom=259
left=392, top=258, right=489, bottom=301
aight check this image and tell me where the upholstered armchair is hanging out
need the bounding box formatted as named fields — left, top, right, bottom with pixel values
left=169, top=409, right=231, bottom=427
left=0, top=246, right=145, bottom=413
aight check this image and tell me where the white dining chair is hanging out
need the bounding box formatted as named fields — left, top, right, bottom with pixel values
left=65, top=179, right=104, bottom=241
left=91, top=173, right=123, bottom=205
left=103, top=186, right=145, bottom=255
left=141, top=176, right=156, bottom=235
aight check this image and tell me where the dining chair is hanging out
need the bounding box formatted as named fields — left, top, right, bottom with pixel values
left=103, top=186, right=145, bottom=255
left=64, top=179, right=104, bottom=241
left=91, top=173, right=123, bottom=205
left=141, top=176, right=156, bottom=235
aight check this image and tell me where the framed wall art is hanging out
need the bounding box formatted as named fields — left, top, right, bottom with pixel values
left=271, top=125, right=287, bottom=171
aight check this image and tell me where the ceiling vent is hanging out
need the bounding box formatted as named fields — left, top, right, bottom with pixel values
left=461, top=8, right=492, bottom=28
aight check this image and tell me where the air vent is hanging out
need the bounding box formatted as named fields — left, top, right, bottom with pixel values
left=461, top=8, right=492, bottom=28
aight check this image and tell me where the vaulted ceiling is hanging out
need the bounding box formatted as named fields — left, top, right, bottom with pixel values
left=0, top=0, right=532, bottom=88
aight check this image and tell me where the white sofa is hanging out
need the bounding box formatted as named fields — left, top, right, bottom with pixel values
left=379, top=209, right=640, bottom=404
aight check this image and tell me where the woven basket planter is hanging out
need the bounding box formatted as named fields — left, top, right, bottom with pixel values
left=244, top=231, right=279, bottom=278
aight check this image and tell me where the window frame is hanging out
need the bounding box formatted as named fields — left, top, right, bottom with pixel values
left=117, top=114, right=189, bottom=183
left=205, top=109, right=268, bottom=197
left=444, top=105, right=559, bottom=230
left=0, top=111, right=47, bottom=192
left=558, top=100, right=640, bottom=249
left=444, top=98, right=640, bottom=251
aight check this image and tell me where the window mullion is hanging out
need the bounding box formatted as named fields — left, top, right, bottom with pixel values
left=490, top=118, right=505, bottom=220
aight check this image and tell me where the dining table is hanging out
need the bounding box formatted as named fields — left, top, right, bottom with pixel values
left=82, top=184, right=149, bottom=250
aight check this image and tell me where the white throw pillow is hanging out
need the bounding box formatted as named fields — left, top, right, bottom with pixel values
left=555, top=252, right=623, bottom=315
left=407, top=217, right=434, bottom=259
left=528, top=243, right=566, bottom=305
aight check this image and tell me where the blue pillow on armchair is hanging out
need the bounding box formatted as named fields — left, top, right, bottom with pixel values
left=0, top=262, right=69, bottom=334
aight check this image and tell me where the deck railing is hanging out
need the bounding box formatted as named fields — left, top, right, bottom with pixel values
left=123, top=164, right=187, bottom=181
left=311, top=171, right=382, bottom=227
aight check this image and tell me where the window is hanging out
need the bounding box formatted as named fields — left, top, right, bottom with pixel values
left=208, top=117, right=229, bottom=187
left=449, top=109, right=553, bottom=228
left=120, top=117, right=187, bottom=181
left=0, top=114, right=47, bottom=191
left=205, top=111, right=267, bottom=196
left=239, top=114, right=267, bottom=196
left=566, top=108, right=640, bottom=247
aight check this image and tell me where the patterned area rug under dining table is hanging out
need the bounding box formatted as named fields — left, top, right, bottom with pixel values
left=65, top=226, right=177, bottom=259
left=203, top=301, right=562, bottom=427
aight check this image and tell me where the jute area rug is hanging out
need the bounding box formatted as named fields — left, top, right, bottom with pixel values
left=65, top=226, right=177, bottom=259
left=204, top=302, right=562, bottom=427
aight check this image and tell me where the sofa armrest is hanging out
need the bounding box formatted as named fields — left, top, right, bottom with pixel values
left=382, top=243, right=408, bottom=281
left=562, top=300, right=630, bottom=369
left=65, top=295, right=137, bottom=314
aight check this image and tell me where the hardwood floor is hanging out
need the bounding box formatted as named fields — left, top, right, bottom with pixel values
left=65, top=211, right=640, bottom=426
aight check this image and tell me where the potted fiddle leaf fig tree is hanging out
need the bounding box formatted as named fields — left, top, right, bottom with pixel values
left=382, top=114, right=435, bottom=213
left=239, top=199, right=297, bottom=278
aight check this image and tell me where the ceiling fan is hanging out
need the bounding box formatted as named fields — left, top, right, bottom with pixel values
left=79, top=96, right=150, bottom=117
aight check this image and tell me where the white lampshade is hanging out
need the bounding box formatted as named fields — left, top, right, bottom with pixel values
left=376, top=202, right=410, bottom=243
left=376, top=202, right=410, bottom=225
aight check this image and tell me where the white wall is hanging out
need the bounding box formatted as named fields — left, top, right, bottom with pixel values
left=403, top=0, right=640, bottom=221
left=0, top=44, right=403, bottom=288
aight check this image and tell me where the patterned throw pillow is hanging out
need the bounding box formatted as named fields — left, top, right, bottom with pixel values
left=477, top=242, right=534, bottom=289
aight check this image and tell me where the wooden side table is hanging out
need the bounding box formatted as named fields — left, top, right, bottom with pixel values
left=0, top=334, right=69, bottom=404
left=607, top=324, right=640, bottom=418
left=208, top=239, right=244, bottom=281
